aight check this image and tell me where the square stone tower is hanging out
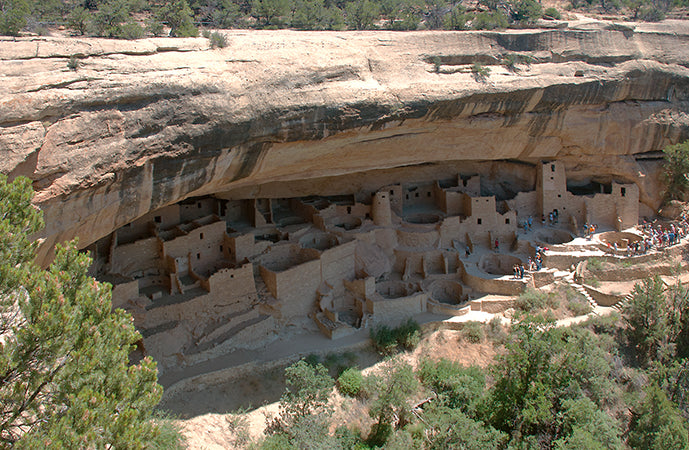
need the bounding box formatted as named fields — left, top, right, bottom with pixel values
left=537, top=161, right=567, bottom=218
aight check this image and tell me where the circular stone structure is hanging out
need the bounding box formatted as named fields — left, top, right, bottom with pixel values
left=375, top=281, right=419, bottom=299
left=598, top=231, right=642, bottom=249
left=332, top=216, right=362, bottom=231
left=427, top=280, right=466, bottom=305
left=405, top=213, right=441, bottom=225
left=534, top=229, right=574, bottom=245
left=479, top=253, right=523, bottom=276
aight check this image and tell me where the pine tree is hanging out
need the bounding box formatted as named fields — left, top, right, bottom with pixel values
left=0, top=175, right=181, bottom=447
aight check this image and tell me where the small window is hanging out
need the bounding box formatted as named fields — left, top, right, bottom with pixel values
left=505, top=218, right=510, bottom=224
left=196, top=253, right=200, bottom=260
left=197, top=202, right=202, bottom=208
left=427, top=192, right=431, bottom=197
left=406, top=194, right=409, bottom=200
left=477, top=218, right=482, bottom=225
left=200, top=233, right=204, bottom=240
left=415, top=193, right=419, bottom=198
left=347, top=206, right=352, bottom=214
left=550, top=177, right=554, bottom=180
left=230, top=274, right=234, bottom=278
left=551, top=164, right=555, bottom=172
left=219, top=245, right=223, bottom=252
left=621, top=187, right=626, bottom=197
left=154, top=216, right=162, bottom=223
left=389, top=190, right=394, bottom=196
left=558, top=194, right=562, bottom=198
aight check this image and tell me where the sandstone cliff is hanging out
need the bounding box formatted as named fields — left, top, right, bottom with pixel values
left=1, top=20, right=689, bottom=264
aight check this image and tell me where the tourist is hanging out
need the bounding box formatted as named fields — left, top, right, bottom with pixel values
left=528, top=215, right=533, bottom=229
left=495, top=238, right=499, bottom=251
left=519, top=264, right=525, bottom=279
left=542, top=214, right=546, bottom=226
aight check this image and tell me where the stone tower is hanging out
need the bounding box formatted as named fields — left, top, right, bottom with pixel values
left=372, top=191, right=392, bottom=226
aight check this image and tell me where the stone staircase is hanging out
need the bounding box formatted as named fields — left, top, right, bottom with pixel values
left=612, top=293, right=633, bottom=312
left=559, top=271, right=600, bottom=314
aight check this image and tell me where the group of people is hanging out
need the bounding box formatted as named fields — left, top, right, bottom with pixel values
left=583, top=222, right=597, bottom=240
left=512, top=263, right=526, bottom=279
left=635, top=218, right=689, bottom=253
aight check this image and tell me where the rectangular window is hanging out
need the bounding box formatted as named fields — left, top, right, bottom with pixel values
left=154, top=216, right=161, bottom=223
left=196, top=253, right=200, bottom=260
left=551, top=164, right=555, bottom=172
left=505, top=218, right=510, bottom=224
left=621, top=187, right=626, bottom=197
left=477, top=218, right=482, bottom=225
left=200, top=233, right=204, bottom=240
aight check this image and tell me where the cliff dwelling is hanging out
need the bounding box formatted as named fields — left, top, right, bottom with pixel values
left=89, top=161, right=641, bottom=372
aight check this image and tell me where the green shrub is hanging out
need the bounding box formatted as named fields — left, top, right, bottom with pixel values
left=471, top=63, right=491, bottom=82
left=417, top=358, right=486, bottom=413
left=639, top=6, right=664, bottom=21
left=118, top=21, right=144, bottom=39
left=366, top=422, right=392, bottom=447
left=394, top=318, right=421, bottom=350
left=583, top=311, right=620, bottom=335
left=146, top=17, right=165, bottom=36
left=472, top=11, right=508, bottom=30
left=360, top=373, right=380, bottom=399
left=461, top=321, right=484, bottom=343
left=485, top=317, right=508, bottom=344
left=371, top=324, right=398, bottom=355
left=511, top=0, right=543, bottom=23
left=567, top=295, right=592, bottom=316
left=67, top=55, right=80, bottom=71
left=588, top=277, right=600, bottom=288
left=337, top=367, right=363, bottom=397
left=543, top=7, right=561, bottom=19
left=208, top=31, right=228, bottom=49
left=371, top=318, right=421, bottom=355
left=502, top=53, right=523, bottom=72
left=516, top=288, right=549, bottom=311
left=303, top=354, right=321, bottom=367
left=587, top=257, right=603, bottom=271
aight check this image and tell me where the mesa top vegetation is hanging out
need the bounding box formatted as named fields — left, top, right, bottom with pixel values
left=0, top=0, right=683, bottom=38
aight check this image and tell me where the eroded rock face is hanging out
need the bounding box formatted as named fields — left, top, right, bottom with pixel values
left=1, top=22, right=689, bottom=265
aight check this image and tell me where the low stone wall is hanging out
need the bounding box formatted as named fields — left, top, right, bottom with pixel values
left=462, top=265, right=526, bottom=296
left=583, top=285, right=625, bottom=307
left=427, top=299, right=471, bottom=316
left=532, top=270, right=555, bottom=288
left=470, top=296, right=516, bottom=313
left=367, top=292, right=427, bottom=326
left=583, top=261, right=687, bottom=282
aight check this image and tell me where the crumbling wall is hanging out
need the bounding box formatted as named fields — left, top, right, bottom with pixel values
left=111, top=236, right=162, bottom=276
